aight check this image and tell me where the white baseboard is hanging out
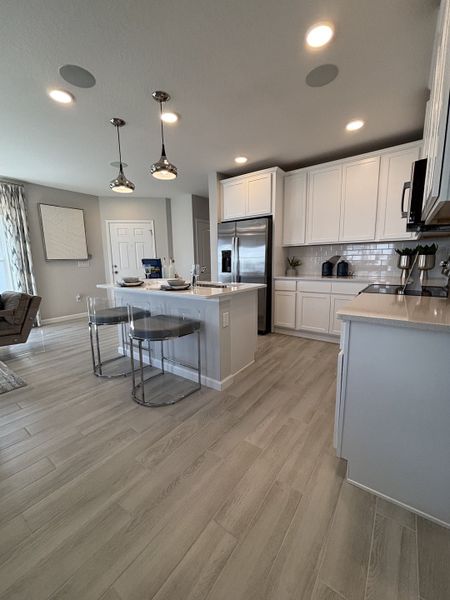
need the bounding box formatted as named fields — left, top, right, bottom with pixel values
left=119, top=346, right=253, bottom=391
left=41, top=312, right=88, bottom=325
left=273, top=327, right=339, bottom=344
left=347, top=476, right=450, bottom=530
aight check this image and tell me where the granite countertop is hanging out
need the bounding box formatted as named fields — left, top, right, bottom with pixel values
left=337, top=292, right=450, bottom=332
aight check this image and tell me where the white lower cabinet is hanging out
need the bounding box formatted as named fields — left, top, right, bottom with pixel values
left=274, top=291, right=296, bottom=329
left=273, top=279, right=367, bottom=339
left=296, top=292, right=331, bottom=333
left=329, top=294, right=355, bottom=335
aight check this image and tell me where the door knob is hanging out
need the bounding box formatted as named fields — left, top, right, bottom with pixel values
left=114, top=270, right=119, bottom=274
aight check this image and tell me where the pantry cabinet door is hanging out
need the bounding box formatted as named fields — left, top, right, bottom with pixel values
left=283, top=172, right=307, bottom=245
left=377, top=145, right=420, bottom=240
left=330, top=294, right=355, bottom=336
left=306, top=165, right=342, bottom=243
left=274, top=291, right=296, bottom=329
left=296, top=292, right=331, bottom=333
left=247, top=173, right=272, bottom=216
left=340, top=157, right=380, bottom=242
left=222, top=180, right=247, bottom=220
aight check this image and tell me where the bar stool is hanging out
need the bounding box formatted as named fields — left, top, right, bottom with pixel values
left=87, top=296, right=146, bottom=378
left=128, top=305, right=201, bottom=407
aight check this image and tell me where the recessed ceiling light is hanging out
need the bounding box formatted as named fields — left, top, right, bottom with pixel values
left=161, top=111, right=178, bottom=124
left=306, top=22, right=334, bottom=48
left=234, top=156, right=248, bottom=164
left=346, top=119, right=365, bottom=131
left=48, top=89, right=75, bottom=104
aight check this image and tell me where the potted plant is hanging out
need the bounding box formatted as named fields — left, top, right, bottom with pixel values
left=416, top=243, right=438, bottom=284
left=286, top=256, right=301, bottom=277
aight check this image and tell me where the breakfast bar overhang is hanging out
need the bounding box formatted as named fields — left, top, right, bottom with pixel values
left=97, top=282, right=266, bottom=390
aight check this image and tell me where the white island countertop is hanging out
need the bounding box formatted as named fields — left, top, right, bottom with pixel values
left=338, top=292, right=450, bottom=332
left=98, top=281, right=266, bottom=301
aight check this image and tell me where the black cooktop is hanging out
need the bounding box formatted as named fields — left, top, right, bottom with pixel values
left=362, top=284, right=448, bottom=298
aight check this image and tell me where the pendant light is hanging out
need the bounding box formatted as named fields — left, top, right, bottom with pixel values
left=150, top=91, right=178, bottom=180
left=109, top=118, right=135, bottom=193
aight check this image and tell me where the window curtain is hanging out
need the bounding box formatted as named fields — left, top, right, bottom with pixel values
left=0, top=183, right=40, bottom=325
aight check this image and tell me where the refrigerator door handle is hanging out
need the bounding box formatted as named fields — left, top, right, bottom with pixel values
left=231, top=236, right=237, bottom=282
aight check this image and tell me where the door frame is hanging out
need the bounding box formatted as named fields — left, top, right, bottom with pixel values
left=194, top=217, right=211, bottom=279
left=105, top=219, right=156, bottom=283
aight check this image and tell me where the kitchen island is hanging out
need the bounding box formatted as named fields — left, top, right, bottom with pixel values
left=97, top=282, right=266, bottom=390
left=335, top=292, right=450, bottom=527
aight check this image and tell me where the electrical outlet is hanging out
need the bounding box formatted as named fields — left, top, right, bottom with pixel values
left=76, top=294, right=82, bottom=302
left=222, top=311, right=230, bottom=328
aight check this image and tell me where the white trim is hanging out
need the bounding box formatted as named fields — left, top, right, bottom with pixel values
left=346, top=476, right=450, bottom=530
left=105, top=219, right=156, bottom=284
left=120, top=346, right=254, bottom=391
left=41, top=312, right=87, bottom=324
left=273, top=327, right=339, bottom=344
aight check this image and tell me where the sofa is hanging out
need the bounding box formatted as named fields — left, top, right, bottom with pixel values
left=0, top=291, right=42, bottom=347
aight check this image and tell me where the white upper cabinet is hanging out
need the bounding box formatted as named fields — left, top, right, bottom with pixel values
left=222, top=180, right=247, bottom=220
left=340, top=157, right=380, bottom=242
left=247, top=173, right=272, bottom=216
left=282, top=171, right=307, bottom=245
left=306, top=165, right=342, bottom=243
left=221, top=171, right=273, bottom=221
left=377, top=144, right=420, bottom=240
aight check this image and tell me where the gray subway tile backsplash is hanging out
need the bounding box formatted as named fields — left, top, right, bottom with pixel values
left=283, top=238, right=450, bottom=281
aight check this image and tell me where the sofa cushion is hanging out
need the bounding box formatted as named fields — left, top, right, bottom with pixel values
left=0, top=320, right=21, bottom=334
left=0, top=292, right=31, bottom=325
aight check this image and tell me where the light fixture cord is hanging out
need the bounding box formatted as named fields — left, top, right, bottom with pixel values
left=116, top=125, right=124, bottom=172
left=159, top=101, right=166, bottom=157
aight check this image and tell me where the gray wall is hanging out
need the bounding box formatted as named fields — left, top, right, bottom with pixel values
left=25, top=183, right=106, bottom=321
left=98, top=196, right=171, bottom=281
left=171, top=194, right=194, bottom=280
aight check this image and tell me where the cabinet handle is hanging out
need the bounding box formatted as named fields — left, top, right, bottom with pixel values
left=401, top=181, right=411, bottom=218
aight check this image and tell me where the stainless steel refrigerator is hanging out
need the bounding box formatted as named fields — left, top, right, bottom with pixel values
left=217, top=217, right=272, bottom=334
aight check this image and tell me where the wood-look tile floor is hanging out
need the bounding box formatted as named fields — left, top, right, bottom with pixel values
left=0, top=320, right=448, bottom=600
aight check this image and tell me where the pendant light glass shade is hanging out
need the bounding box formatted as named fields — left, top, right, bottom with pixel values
left=150, top=91, right=177, bottom=180
left=109, top=118, right=135, bottom=193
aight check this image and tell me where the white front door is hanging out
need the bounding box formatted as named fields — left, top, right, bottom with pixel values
left=108, top=221, right=156, bottom=281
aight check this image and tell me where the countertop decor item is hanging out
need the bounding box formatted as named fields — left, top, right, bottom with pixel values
left=150, top=91, right=178, bottom=180
left=286, top=256, right=301, bottom=277
left=336, top=259, right=349, bottom=277
left=416, top=243, right=438, bottom=285
left=109, top=118, right=135, bottom=193
left=395, top=246, right=417, bottom=285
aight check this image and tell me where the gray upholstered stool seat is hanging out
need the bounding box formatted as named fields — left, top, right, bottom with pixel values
left=129, top=313, right=202, bottom=407
left=131, top=314, right=200, bottom=341
left=87, top=297, right=149, bottom=379
left=89, top=306, right=147, bottom=325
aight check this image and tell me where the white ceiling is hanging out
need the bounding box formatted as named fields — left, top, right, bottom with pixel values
left=0, top=0, right=438, bottom=198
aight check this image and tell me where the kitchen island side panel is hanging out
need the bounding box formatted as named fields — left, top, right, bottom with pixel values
left=340, top=320, right=450, bottom=526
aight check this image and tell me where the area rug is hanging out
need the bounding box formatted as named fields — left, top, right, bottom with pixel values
left=0, top=361, right=26, bottom=394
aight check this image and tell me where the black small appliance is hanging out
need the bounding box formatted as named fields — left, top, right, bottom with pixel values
left=321, top=261, right=334, bottom=277
left=336, top=260, right=349, bottom=277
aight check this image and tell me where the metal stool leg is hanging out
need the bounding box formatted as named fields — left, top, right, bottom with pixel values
left=139, top=340, right=145, bottom=405
left=95, top=324, right=103, bottom=376
left=130, top=336, right=136, bottom=392
left=89, top=323, right=96, bottom=374
left=161, top=340, right=165, bottom=374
